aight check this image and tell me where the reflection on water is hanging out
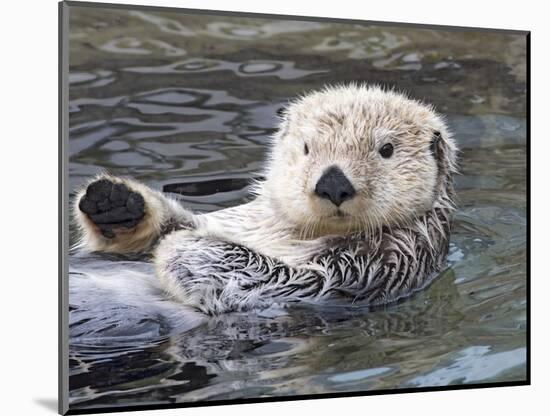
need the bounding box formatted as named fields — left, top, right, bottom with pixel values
left=67, top=5, right=527, bottom=411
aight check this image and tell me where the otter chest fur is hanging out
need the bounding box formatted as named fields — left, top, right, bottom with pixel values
left=75, top=84, right=458, bottom=315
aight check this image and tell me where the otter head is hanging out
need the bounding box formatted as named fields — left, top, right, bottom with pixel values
left=262, top=84, right=457, bottom=237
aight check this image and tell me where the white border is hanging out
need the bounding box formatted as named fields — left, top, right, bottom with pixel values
left=2, top=0, right=546, bottom=415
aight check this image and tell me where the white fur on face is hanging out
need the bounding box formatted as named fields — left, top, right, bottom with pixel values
left=263, top=85, right=452, bottom=236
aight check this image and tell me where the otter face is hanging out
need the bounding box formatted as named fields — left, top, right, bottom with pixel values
left=263, top=85, right=455, bottom=236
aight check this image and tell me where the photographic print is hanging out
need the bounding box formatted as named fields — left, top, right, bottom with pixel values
left=59, top=1, right=529, bottom=414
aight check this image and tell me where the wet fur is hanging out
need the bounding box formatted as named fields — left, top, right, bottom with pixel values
left=73, top=84, right=458, bottom=315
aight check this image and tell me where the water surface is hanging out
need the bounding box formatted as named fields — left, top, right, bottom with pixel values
left=67, top=6, right=527, bottom=411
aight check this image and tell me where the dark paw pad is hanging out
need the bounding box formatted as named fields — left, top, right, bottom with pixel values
left=79, top=179, right=145, bottom=238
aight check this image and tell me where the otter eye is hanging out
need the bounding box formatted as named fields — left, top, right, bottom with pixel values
left=379, top=143, right=394, bottom=158
left=430, top=131, right=441, bottom=157
left=304, top=143, right=309, bottom=155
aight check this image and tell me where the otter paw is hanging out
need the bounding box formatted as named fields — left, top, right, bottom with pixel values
left=79, top=179, right=145, bottom=238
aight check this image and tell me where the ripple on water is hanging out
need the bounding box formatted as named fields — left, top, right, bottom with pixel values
left=125, top=58, right=328, bottom=79
left=407, top=346, right=526, bottom=386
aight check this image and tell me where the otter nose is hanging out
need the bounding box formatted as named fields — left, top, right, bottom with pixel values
left=314, top=165, right=356, bottom=207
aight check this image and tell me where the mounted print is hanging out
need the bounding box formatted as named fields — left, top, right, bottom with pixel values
left=59, top=1, right=530, bottom=414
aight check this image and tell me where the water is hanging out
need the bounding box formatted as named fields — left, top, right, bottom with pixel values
left=67, top=6, right=527, bottom=411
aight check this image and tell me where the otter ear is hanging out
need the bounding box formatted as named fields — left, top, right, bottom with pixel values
left=275, top=106, right=290, bottom=138
left=430, top=131, right=441, bottom=159
left=276, top=106, right=287, bottom=118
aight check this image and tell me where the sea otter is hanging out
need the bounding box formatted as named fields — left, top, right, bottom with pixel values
left=74, top=84, right=458, bottom=315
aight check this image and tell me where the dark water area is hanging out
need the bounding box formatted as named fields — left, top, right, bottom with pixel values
left=67, top=6, right=527, bottom=411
